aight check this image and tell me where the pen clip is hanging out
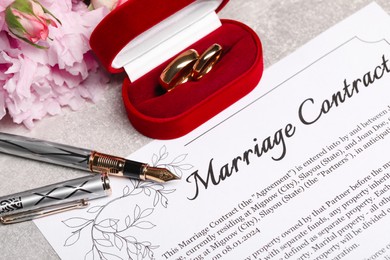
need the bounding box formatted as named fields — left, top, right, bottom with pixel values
left=0, top=199, right=89, bottom=225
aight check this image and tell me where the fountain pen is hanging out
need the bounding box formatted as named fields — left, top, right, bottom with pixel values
left=0, top=132, right=178, bottom=183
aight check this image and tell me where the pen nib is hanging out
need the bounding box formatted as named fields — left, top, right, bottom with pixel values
left=143, top=166, right=180, bottom=183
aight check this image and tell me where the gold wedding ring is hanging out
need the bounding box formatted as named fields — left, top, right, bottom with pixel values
left=159, top=49, right=199, bottom=92
left=159, top=44, right=223, bottom=92
left=192, top=43, right=222, bottom=81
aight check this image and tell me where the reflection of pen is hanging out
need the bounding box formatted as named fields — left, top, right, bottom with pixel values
left=0, top=132, right=178, bottom=182
left=0, top=174, right=111, bottom=224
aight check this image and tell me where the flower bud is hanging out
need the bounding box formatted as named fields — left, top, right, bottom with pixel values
left=5, top=0, right=60, bottom=48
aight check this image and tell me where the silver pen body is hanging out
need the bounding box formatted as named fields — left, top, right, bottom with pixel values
left=0, top=132, right=91, bottom=171
left=0, top=174, right=111, bottom=223
left=0, top=132, right=178, bottom=182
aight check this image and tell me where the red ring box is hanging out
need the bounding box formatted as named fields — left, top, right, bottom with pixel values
left=90, top=0, right=263, bottom=139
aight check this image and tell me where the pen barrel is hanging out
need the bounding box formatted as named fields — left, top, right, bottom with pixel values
left=0, top=174, right=111, bottom=217
left=0, top=132, right=91, bottom=171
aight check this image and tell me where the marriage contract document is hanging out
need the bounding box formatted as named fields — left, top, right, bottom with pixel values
left=35, top=3, right=390, bottom=260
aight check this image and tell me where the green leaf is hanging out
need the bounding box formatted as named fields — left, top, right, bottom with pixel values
left=11, top=0, right=34, bottom=15
left=5, top=6, right=25, bottom=32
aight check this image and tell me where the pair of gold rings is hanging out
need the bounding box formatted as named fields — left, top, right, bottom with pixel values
left=159, top=43, right=223, bottom=92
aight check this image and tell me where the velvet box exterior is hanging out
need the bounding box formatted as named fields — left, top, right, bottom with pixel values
left=90, top=0, right=263, bottom=139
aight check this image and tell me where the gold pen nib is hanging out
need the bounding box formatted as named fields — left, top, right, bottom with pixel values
left=143, top=166, right=180, bottom=183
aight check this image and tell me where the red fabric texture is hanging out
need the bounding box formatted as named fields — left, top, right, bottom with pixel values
left=122, top=19, right=264, bottom=139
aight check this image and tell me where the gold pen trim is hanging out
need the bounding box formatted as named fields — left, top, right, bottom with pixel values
left=0, top=200, right=89, bottom=225
left=89, top=152, right=126, bottom=176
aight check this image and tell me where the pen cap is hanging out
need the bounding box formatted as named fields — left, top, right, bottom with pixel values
left=0, top=174, right=111, bottom=217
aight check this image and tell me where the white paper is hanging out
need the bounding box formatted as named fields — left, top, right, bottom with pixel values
left=35, top=3, right=390, bottom=259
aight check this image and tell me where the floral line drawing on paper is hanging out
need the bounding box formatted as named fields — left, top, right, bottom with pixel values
left=61, top=145, right=193, bottom=260
left=151, top=145, right=193, bottom=181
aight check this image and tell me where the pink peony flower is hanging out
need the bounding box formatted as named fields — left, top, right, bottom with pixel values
left=0, top=0, right=111, bottom=128
left=0, top=0, right=15, bottom=31
left=5, top=0, right=59, bottom=48
left=90, top=0, right=127, bottom=11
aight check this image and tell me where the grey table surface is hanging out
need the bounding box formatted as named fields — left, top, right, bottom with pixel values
left=1, top=0, right=390, bottom=259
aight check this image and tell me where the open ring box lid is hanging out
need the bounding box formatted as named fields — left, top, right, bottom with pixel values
left=90, top=0, right=264, bottom=139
